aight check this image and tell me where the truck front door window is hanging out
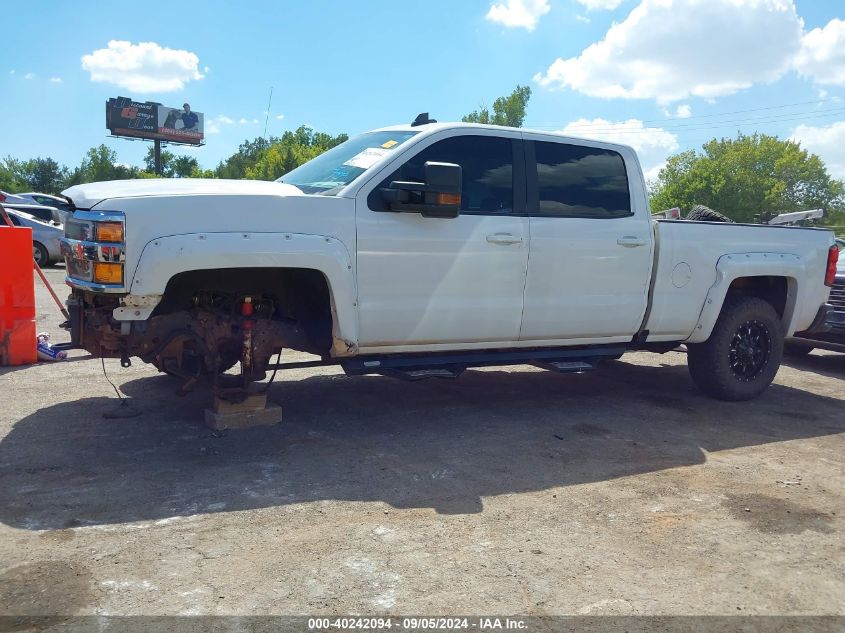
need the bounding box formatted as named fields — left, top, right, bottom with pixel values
left=369, top=135, right=514, bottom=215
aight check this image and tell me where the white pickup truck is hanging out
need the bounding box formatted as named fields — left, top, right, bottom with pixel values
left=60, top=119, right=838, bottom=402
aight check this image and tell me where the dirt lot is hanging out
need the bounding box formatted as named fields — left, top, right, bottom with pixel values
left=0, top=266, right=843, bottom=619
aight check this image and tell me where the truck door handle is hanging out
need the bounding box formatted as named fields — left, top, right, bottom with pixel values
left=486, top=233, right=523, bottom=245
left=617, top=236, right=647, bottom=247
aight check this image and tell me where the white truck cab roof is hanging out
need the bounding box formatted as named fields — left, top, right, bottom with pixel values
left=370, top=121, right=637, bottom=156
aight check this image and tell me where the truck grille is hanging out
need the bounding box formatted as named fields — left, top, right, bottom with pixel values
left=831, top=278, right=845, bottom=313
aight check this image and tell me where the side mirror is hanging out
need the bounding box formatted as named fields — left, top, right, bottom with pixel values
left=381, top=161, right=462, bottom=219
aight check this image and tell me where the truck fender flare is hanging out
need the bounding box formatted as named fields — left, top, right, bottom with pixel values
left=686, top=252, right=804, bottom=344
left=127, top=232, right=358, bottom=354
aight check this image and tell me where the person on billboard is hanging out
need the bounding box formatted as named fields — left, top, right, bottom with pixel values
left=180, top=103, right=199, bottom=130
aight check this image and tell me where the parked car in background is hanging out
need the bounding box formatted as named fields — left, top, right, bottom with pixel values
left=1, top=207, right=63, bottom=266
left=0, top=190, right=32, bottom=206
left=0, top=191, right=64, bottom=224
left=1, top=203, right=63, bottom=225
left=787, top=237, right=844, bottom=354
left=15, top=192, right=74, bottom=223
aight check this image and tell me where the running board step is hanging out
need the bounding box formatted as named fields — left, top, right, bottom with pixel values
left=532, top=360, right=597, bottom=373
left=341, top=345, right=625, bottom=378
left=381, top=367, right=465, bottom=381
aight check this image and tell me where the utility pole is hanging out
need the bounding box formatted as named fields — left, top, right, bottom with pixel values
left=154, top=139, right=162, bottom=176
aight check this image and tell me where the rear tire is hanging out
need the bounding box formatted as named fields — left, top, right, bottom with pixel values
left=33, top=242, right=49, bottom=268
left=686, top=204, right=734, bottom=223
left=687, top=297, right=783, bottom=401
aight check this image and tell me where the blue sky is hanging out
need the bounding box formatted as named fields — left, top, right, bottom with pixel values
left=2, top=0, right=844, bottom=180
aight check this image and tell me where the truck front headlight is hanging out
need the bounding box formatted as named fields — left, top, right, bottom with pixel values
left=93, top=262, right=124, bottom=284
left=94, top=221, right=124, bottom=242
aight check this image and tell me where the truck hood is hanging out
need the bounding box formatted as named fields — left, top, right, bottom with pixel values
left=62, top=178, right=304, bottom=209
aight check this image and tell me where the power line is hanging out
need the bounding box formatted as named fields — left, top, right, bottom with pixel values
left=525, top=97, right=843, bottom=130
left=539, top=107, right=845, bottom=135
left=532, top=107, right=845, bottom=131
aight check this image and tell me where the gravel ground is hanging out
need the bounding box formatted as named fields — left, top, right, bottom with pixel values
left=0, top=266, right=843, bottom=619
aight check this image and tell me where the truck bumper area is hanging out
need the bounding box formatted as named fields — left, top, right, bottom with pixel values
left=64, top=288, right=313, bottom=381
left=64, top=290, right=125, bottom=357
left=789, top=303, right=845, bottom=353
left=794, top=303, right=834, bottom=337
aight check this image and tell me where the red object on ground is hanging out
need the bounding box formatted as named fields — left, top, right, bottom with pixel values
left=0, top=225, right=37, bottom=365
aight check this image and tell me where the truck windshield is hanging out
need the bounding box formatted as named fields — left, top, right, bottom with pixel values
left=277, top=131, right=418, bottom=195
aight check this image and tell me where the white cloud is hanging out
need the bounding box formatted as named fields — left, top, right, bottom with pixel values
left=535, top=0, right=804, bottom=104
left=660, top=103, right=692, bottom=118
left=275, top=114, right=285, bottom=120
left=790, top=121, right=845, bottom=180
left=486, top=0, right=550, bottom=31
left=9, top=70, right=14, bottom=75
left=576, top=0, right=623, bottom=10
left=206, top=115, right=235, bottom=134
left=575, top=14, right=591, bottom=23
left=238, top=118, right=249, bottom=124
left=81, top=40, right=204, bottom=93
left=252, top=118, right=259, bottom=124
left=49, top=77, right=62, bottom=84
left=24, top=72, right=35, bottom=80
left=794, top=18, right=845, bottom=86
left=561, top=117, right=679, bottom=179
left=675, top=104, right=691, bottom=118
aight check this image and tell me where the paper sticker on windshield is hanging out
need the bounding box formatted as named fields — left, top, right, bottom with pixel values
left=344, top=147, right=390, bottom=169
left=381, top=140, right=398, bottom=149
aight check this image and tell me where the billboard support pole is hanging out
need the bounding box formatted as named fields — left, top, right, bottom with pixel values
left=154, top=140, right=162, bottom=176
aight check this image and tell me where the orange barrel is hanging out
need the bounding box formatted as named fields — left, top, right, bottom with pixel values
left=0, top=225, right=37, bottom=365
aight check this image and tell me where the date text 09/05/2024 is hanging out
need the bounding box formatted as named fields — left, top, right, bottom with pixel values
left=307, top=616, right=528, bottom=630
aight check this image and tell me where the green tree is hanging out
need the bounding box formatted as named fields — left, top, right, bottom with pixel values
left=214, top=126, right=348, bottom=181
left=0, top=158, right=25, bottom=192
left=141, top=147, right=198, bottom=178
left=17, top=157, right=68, bottom=193
left=462, top=85, right=532, bottom=128
left=143, top=146, right=175, bottom=176
left=65, top=145, right=140, bottom=186
left=215, top=137, right=272, bottom=179
left=650, top=133, right=845, bottom=224
left=172, top=155, right=200, bottom=178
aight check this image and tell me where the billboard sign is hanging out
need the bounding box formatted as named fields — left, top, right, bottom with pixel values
left=106, top=96, right=204, bottom=145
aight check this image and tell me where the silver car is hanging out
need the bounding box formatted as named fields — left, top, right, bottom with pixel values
left=1, top=207, right=63, bottom=266
left=15, top=192, right=74, bottom=223
left=1, top=191, right=64, bottom=224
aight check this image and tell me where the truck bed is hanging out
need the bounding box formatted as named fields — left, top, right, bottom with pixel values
left=645, top=220, right=833, bottom=343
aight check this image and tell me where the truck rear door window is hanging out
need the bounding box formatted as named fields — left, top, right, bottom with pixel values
left=533, top=141, right=631, bottom=219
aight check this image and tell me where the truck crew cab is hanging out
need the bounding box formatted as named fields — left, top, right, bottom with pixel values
left=60, top=118, right=838, bottom=403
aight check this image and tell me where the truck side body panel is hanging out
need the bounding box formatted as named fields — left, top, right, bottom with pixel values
left=646, top=220, right=832, bottom=342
